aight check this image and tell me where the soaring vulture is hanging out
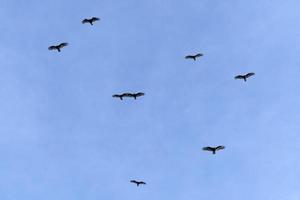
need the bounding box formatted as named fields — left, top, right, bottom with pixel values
left=130, top=180, right=146, bottom=187
left=185, top=53, right=203, bottom=61
left=82, top=17, right=100, bottom=25
left=48, top=43, right=68, bottom=52
left=112, top=92, right=145, bottom=100
left=202, top=146, right=225, bottom=154
left=235, top=72, right=255, bottom=82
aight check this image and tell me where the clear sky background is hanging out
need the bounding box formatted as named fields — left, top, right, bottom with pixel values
left=0, top=0, right=300, bottom=199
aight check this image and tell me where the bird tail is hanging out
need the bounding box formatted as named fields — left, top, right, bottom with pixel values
left=57, top=48, right=61, bottom=52
left=120, top=97, right=123, bottom=100
left=193, top=57, right=196, bottom=61
left=243, top=77, right=247, bottom=82
left=213, top=150, right=216, bottom=154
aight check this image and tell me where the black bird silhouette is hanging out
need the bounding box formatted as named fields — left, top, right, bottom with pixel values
left=235, top=72, right=255, bottom=82
left=113, top=92, right=145, bottom=100
left=82, top=17, right=100, bottom=25
left=48, top=43, right=68, bottom=52
left=130, top=180, right=146, bottom=186
left=185, top=53, right=203, bottom=61
left=202, top=146, right=225, bottom=154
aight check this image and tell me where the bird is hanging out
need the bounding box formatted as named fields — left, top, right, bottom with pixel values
left=48, top=43, right=68, bottom=52
left=82, top=17, right=100, bottom=25
left=235, top=72, right=255, bottom=82
left=202, top=146, right=225, bottom=154
left=130, top=180, right=146, bottom=187
left=185, top=53, right=203, bottom=61
left=112, top=92, right=145, bottom=100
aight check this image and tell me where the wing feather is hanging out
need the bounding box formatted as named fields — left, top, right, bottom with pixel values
left=185, top=55, right=193, bottom=59
left=195, top=53, right=203, bottom=57
left=82, top=19, right=89, bottom=24
left=91, top=17, right=100, bottom=22
left=216, top=146, right=225, bottom=150
left=59, top=43, right=68, bottom=48
left=48, top=46, right=56, bottom=50
left=135, top=92, right=145, bottom=97
left=202, top=147, right=213, bottom=151
left=245, top=72, right=255, bottom=78
left=235, top=75, right=244, bottom=79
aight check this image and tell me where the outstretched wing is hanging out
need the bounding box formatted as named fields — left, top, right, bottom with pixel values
left=140, top=181, right=146, bottom=185
left=185, top=55, right=194, bottom=59
left=135, top=92, right=145, bottom=97
left=112, top=94, right=120, bottom=98
left=48, top=46, right=57, bottom=50
left=58, top=43, right=68, bottom=48
left=130, top=180, right=137, bottom=184
left=245, top=72, right=255, bottom=78
left=82, top=19, right=89, bottom=24
left=216, top=146, right=225, bottom=151
left=202, top=147, right=214, bottom=152
left=195, top=53, right=203, bottom=58
left=91, top=17, right=100, bottom=22
left=235, top=75, right=245, bottom=80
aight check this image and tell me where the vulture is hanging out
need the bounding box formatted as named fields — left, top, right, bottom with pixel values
left=202, top=146, right=225, bottom=154
left=185, top=53, right=203, bottom=61
left=112, top=92, right=145, bottom=100
left=130, top=180, right=146, bottom=187
left=82, top=17, right=100, bottom=25
left=48, top=43, right=68, bottom=52
left=235, top=72, right=255, bottom=82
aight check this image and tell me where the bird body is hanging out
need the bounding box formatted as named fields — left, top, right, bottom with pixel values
left=202, top=146, right=225, bottom=154
left=235, top=72, right=255, bottom=82
left=185, top=53, right=203, bottom=61
left=48, top=43, right=68, bottom=52
left=82, top=17, right=100, bottom=25
left=113, top=92, right=145, bottom=100
left=130, top=180, right=146, bottom=186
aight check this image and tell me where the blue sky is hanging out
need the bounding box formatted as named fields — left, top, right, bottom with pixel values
left=0, top=0, right=300, bottom=199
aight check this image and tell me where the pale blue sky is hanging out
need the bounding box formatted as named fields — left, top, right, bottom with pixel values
left=0, top=0, right=300, bottom=199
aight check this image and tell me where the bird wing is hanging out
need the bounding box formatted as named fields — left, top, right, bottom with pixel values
left=48, top=46, right=56, bottom=50
left=130, top=180, right=137, bottom=184
left=82, top=19, right=89, bottom=24
left=140, top=181, right=146, bottom=184
left=59, top=43, right=68, bottom=48
left=234, top=75, right=244, bottom=79
left=202, top=147, right=213, bottom=151
left=185, top=55, right=194, bottom=59
left=216, top=146, right=225, bottom=151
left=195, top=53, right=203, bottom=57
left=245, top=72, right=255, bottom=78
left=135, top=92, right=145, bottom=97
left=112, top=94, right=120, bottom=98
left=91, top=17, right=100, bottom=22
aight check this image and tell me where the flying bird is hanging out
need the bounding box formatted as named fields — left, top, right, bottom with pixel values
left=112, top=92, right=145, bottom=100
left=185, top=53, right=203, bottom=61
left=130, top=180, right=146, bottom=187
left=48, top=43, right=68, bottom=52
left=82, top=17, right=100, bottom=25
left=202, top=146, right=225, bottom=154
left=235, top=72, right=255, bottom=82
